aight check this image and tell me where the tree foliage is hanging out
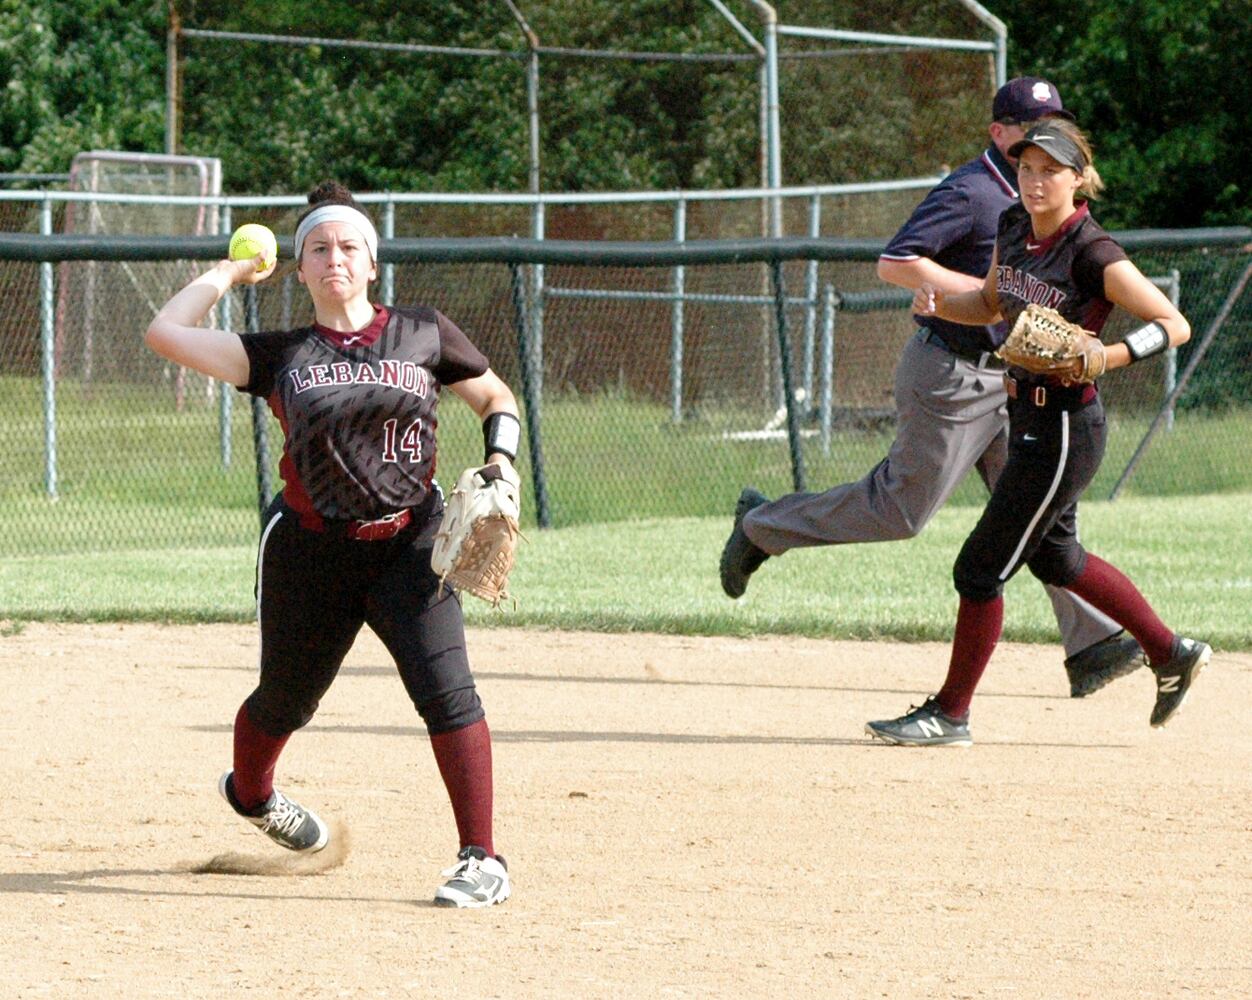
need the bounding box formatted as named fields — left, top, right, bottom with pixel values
left=0, top=0, right=1246, bottom=227
left=994, top=0, right=1252, bottom=228
left=0, top=1, right=166, bottom=171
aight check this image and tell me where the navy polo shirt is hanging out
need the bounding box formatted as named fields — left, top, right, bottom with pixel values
left=880, top=144, right=1018, bottom=353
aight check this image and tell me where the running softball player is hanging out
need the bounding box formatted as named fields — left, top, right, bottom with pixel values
left=720, top=78, right=1145, bottom=698
left=865, top=120, right=1212, bottom=745
left=145, top=182, right=520, bottom=906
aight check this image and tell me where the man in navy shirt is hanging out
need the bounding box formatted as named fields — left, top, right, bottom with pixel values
left=720, top=77, right=1145, bottom=697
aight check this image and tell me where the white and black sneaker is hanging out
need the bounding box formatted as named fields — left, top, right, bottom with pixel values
left=218, top=770, right=329, bottom=853
left=1150, top=636, right=1211, bottom=728
left=865, top=697, right=973, bottom=747
left=434, top=846, right=511, bottom=908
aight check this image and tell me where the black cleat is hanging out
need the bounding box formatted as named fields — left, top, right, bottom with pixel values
left=1065, top=631, right=1146, bottom=698
left=865, top=697, right=973, bottom=747
left=719, top=488, right=770, bottom=599
left=1149, top=636, right=1211, bottom=728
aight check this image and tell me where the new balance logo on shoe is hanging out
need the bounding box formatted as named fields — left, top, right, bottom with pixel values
left=865, top=697, right=973, bottom=747
left=1149, top=637, right=1211, bottom=728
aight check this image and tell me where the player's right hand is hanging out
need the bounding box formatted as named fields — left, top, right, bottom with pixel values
left=913, top=283, right=942, bottom=316
left=219, top=256, right=274, bottom=286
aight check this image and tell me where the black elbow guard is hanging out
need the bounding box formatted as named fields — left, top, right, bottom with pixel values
left=482, top=412, right=521, bottom=463
left=1123, top=321, right=1169, bottom=362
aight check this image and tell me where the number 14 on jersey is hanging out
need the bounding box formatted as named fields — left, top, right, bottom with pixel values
left=381, top=418, right=423, bottom=463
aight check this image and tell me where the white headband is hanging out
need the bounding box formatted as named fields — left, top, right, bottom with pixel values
left=294, top=204, right=379, bottom=262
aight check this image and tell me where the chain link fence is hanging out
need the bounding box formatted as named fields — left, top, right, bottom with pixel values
left=2, top=231, right=1249, bottom=559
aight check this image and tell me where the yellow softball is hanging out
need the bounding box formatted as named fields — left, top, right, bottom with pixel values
left=228, top=223, right=278, bottom=273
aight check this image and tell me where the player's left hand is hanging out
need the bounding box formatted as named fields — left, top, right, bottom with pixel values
left=997, top=303, right=1107, bottom=384
left=431, top=461, right=523, bottom=607
left=479, top=455, right=521, bottom=491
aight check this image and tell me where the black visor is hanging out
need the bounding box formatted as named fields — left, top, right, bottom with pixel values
left=1008, top=125, right=1086, bottom=173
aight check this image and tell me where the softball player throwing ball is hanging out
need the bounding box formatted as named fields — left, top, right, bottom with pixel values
left=145, top=182, right=521, bottom=906
left=866, top=120, right=1211, bottom=746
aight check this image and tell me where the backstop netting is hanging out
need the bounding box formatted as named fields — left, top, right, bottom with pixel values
left=57, top=152, right=221, bottom=394
left=1, top=232, right=1250, bottom=562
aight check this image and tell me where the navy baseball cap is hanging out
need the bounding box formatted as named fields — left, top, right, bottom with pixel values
left=992, top=77, right=1075, bottom=123
left=1008, top=123, right=1087, bottom=173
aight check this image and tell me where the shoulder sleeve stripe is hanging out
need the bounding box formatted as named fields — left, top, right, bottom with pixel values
left=980, top=152, right=1017, bottom=198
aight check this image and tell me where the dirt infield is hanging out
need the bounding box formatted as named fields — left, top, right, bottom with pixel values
left=3, top=623, right=1249, bottom=999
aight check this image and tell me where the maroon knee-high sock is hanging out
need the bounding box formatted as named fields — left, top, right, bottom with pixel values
left=430, top=719, right=494, bottom=856
left=936, top=596, right=1004, bottom=718
left=1064, top=554, right=1175, bottom=665
left=231, top=701, right=290, bottom=810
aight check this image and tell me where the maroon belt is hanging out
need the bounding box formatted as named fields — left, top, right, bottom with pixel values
left=345, top=509, right=412, bottom=541
left=298, top=508, right=414, bottom=540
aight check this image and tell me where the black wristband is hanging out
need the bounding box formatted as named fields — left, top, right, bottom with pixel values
left=1123, top=321, right=1169, bottom=362
left=483, top=412, right=521, bottom=463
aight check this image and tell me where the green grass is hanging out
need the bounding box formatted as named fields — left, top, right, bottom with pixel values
left=3, top=492, right=1248, bottom=651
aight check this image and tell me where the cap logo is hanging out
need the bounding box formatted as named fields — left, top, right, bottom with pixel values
left=1032, top=82, right=1053, bottom=103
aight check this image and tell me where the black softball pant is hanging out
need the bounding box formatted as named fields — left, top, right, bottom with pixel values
left=244, top=496, right=484, bottom=738
left=954, top=394, right=1106, bottom=601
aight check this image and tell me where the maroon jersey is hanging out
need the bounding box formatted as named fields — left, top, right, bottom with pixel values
left=995, top=202, right=1128, bottom=335
left=239, top=305, right=488, bottom=521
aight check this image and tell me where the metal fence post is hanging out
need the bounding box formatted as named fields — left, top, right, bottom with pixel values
left=803, top=193, right=821, bottom=401
left=509, top=262, right=551, bottom=528
left=505, top=0, right=541, bottom=197
left=1164, top=269, right=1180, bottom=431
left=381, top=198, right=396, bottom=307
left=39, top=197, right=58, bottom=499
left=757, top=4, right=783, bottom=238
left=217, top=205, right=233, bottom=468
left=671, top=197, right=686, bottom=423
left=530, top=200, right=545, bottom=406
left=526, top=50, right=540, bottom=194
left=820, top=283, right=836, bottom=455
left=770, top=259, right=806, bottom=491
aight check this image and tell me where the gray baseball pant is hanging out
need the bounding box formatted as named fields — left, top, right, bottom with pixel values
left=742, top=328, right=1121, bottom=657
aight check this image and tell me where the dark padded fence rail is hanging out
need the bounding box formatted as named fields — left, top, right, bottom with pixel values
left=0, top=229, right=1248, bottom=264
